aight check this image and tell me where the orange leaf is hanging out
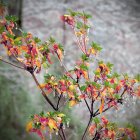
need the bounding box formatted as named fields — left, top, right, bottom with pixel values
left=82, top=71, right=88, bottom=80
left=99, top=98, right=104, bottom=114
left=21, top=46, right=28, bottom=51
left=57, top=49, right=63, bottom=60
left=36, top=60, right=41, bottom=68
left=40, top=83, right=46, bottom=88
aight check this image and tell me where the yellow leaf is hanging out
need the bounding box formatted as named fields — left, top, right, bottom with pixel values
left=17, top=57, right=24, bottom=62
left=69, top=100, right=77, bottom=107
left=14, top=37, right=22, bottom=42
left=26, top=121, right=33, bottom=132
left=57, top=113, right=65, bottom=117
left=69, top=85, right=75, bottom=91
left=48, top=119, right=58, bottom=130
left=90, top=48, right=96, bottom=54
left=7, top=50, right=11, bottom=56
left=75, top=31, right=83, bottom=37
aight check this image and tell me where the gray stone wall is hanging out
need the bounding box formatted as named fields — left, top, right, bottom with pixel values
left=22, top=0, right=140, bottom=139
left=22, top=0, right=140, bottom=75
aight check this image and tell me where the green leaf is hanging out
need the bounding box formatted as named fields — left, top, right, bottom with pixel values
left=24, top=53, right=30, bottom=58
left=5, top=15, right=18, bottom=22
left=84, top=24, right=90, bottom=29
left=112, top=83, right=118, bottom=89
left=80, top=64, right=88, bottom=71
left=112, top=72, right=120, bottom=78
left=14, top=37, right=22, bottom=46
left=126, top=123, right=137, bottom=132
left=22, top=32, right=28, bottom=37
left=135, top=74, right=140, bottom=82
left=98, top=60, right=104, bottom=65
left=34, top=37, right=41, bottom=43
left=40, top=111, right=44, bottom=117
left=113, top=94, right=121, bottom=100
left=6, top=33, right=15, bottom=39
left=76, top=21, right=83, bottom=29
left=43, top=62, right=49, bottom=68
left=30, top=115, right=34, bottom=119
left=80, top=85, right=87, bottom=91
left=104, top=81, right=110, bottom=87
left=94, top=71, right=100, bottom=76
left=68, top=9, right=77, bottom=16
left=58, top=43, right=64, bottom=51
left=49, top=36, right=55, bottom=44
left=93, top=117, right=100, bottom=124
left=107, top=74, right=112, bottom=78
left=81, top=54, right=89, bottom=61
left=91, top=42, right=102, bottom=51
left=106, top=62, right=114, bottom=70
left=123, top=73, right=129, bottom=79
left=91, top=82, right=101, bottom=89
left=0, top=26, right=4, bottom=34
left=34, top=122, right=41, bottom=129
left=107, top=122, right=117, bottom=131
left=83, top=12, right=92, bottom=19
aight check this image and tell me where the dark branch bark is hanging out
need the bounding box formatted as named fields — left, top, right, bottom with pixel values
left=61, top=128, right=66, bottom=140
left=81, top=116, right=92, bottom=140
left=0, top=58, right=25, bottom=70
left=84, top=98, right=92, bottom=114
left=57, top=93, right=63, bottom=110
left=31, top=73, right=57, bottom=110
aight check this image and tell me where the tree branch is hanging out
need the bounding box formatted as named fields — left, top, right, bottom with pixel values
left=31, top=73, right=57, bottom=110
left=58, top=131, right=64, bottom=140
left=57, top=93, right=63, bottom=110
left=81, top=116, right=92, bottom=140
left=61, top=128, right=66, bottom=140
left=0, top=58, right=25, bottom=70
left=84, top=98, right=92, bottom=114
left=93, top=89, right=127, bottom=117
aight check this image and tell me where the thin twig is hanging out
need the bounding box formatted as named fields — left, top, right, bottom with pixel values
left=61, top=128, right=66, bottom=140
left=58, top=131, right=64, bottom=140
left=71, top=26, right=86, bottom=54
left=31, top=73, right=57, bottom=110
left=93, top=89, right=127, bottom=117
left=0, top=58, right=25, bottom=70
left=84, top=98, right=92, bottom=114
left=57, top=93, right=63, bottom=110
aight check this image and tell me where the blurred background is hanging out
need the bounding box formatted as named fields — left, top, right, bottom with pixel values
left=0, top=0, right=140, bottom=140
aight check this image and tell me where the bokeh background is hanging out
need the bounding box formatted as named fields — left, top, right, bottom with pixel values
left=0, top=0, right=140, bottom=140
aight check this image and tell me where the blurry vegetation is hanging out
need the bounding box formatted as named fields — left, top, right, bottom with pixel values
left=0, top=63, right=38, bottom=140
left=0, top=61, right=85, bottom=140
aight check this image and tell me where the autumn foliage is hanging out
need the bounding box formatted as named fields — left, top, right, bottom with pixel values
left=0, top=9, right=140, bottom=140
